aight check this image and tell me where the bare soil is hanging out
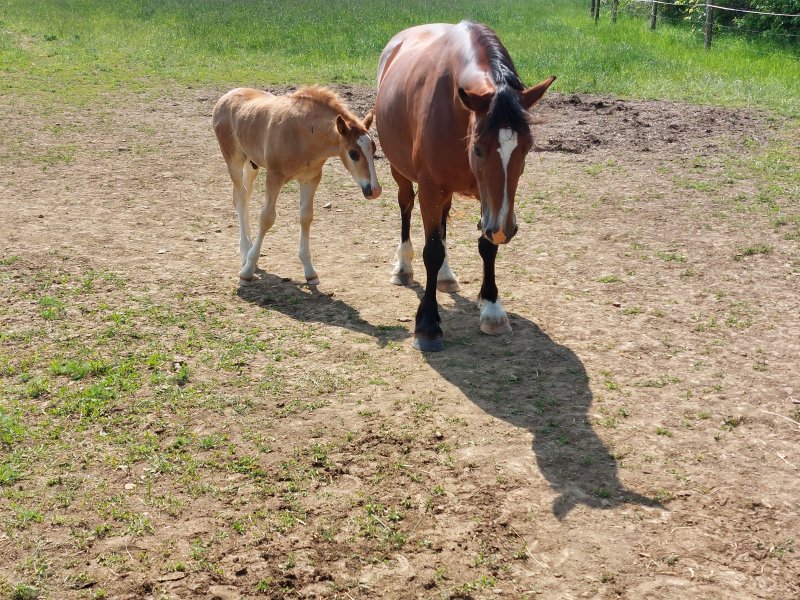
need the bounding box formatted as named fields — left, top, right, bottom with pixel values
left=1, top=84, right=798, bottom=599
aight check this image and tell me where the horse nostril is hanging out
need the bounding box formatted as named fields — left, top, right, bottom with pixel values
left=362, top=184, right=372, bottom=198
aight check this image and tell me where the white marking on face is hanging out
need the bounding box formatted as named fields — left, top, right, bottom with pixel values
left=497, top=128, right=518, bottom=228
left=356, top=134, right=379, bottom=192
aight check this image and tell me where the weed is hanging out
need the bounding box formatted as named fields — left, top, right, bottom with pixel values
left=597, top=275, right=621, bottom=283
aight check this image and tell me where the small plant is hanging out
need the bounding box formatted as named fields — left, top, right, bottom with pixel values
left=656, top=427, right=672, bottom=437
left=721, top=416, right=743, bottom=431
left=597, top=275, right=621, bottom=283
left=734, top=244, right=772, bottom=261
left=10, top=584, right=39, bottom=600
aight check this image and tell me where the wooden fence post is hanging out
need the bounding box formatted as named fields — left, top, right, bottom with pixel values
left=650, top=0, right=658, bottom=29
left=595, top=0, right=600, bottom=24
left=705, top=3, right=714, bottom=49
left=612, top=0, right=619, bottom=23
left=591, top=0, right=596, bottom=17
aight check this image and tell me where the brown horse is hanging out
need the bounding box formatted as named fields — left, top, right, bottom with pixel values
left=375, top=22, right=555, bottom=351
left=213, top=86, right=381, bottom=283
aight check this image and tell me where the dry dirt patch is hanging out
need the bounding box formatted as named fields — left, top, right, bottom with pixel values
left=0, top=86, right=798, bottom=599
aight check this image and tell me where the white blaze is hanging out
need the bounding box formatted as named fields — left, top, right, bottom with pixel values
left=356, top=134, right=380, bottom=192
left=497, top=128, right=518, bottom=229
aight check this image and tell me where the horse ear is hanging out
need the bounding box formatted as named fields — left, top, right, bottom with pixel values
left=457, top=88, right=493, bottom=114
left=335, top=114, right=350, bottom=136
left=362, top=110, right=374, bottom=130
left=521, top=75, right=556, bottom=110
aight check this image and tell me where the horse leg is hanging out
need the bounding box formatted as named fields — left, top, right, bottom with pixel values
left=239, top=162, right=259, bottom=263
left=239, top=172, right=283, bottom=281
left=478, top=236, right=512, bottom=335
left=216, top=138, right=252, bottom=265
left=390, top=165, right=415, bottom=286
left=298, top=173, right=322, bottom=285
left=412, top=183, right=447, bottom=352
left=437, top=202, right=461, bottom=293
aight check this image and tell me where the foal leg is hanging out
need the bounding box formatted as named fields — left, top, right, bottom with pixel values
left=437, top=202, right=461, bottom=293
left=298, top=173, right=322, bottom=285
left=239, top=172, right=284, bottom=281
left=239, top=162, right=259, bottom=263
left=412, top=183, right=448, bottom=352
left=217, top=142, right=252, bottom=265
left=390, top=166, right=416, bottom=286
left=478, top=236, right=512, bottom=335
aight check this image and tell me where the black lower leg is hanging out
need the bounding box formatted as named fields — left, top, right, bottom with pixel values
left=414, top=233, right=445, bottom=347
left=400, top=204, right=412, bottom=243
left=478, top=236, right=499, bottom=303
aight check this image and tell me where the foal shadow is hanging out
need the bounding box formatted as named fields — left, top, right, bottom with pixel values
left=424, top=292, right=661, bottom=519
left=236, top=271, right=410, bottom=346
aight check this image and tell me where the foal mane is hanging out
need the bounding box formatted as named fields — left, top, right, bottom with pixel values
left=290, top=86, right=361, bottom=128
left=464, top=21, right=531, bottom=135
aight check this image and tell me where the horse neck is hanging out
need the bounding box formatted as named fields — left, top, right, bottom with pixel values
left=299, top=104, right=347, bottom=160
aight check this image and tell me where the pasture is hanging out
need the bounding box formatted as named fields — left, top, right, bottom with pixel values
left=1, top=1, right=799, bottom=598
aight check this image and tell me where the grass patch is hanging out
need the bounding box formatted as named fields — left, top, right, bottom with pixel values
left=0, top=1, right=797, bottom=114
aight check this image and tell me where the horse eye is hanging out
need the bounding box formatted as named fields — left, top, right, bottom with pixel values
left=473, top=145, right=482, bottom=158
left=349, top=150, right=360, bottom=161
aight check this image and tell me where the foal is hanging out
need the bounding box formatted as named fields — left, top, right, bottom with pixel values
left=213, top=86, right=382, bottom=283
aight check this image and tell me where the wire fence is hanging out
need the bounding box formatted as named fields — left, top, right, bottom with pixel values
left=591, top=0, right=800, bottom=48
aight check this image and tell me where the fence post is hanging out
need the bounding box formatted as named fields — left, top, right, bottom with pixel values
left=595, top=0, right=600, bottom=23
left=590, top=0, right=596, bottom=17
left=612, top=0, right=619, bottom=23
left=705, top=3, right=714, bottom=49
left=650, top=0, right=658, bottom=30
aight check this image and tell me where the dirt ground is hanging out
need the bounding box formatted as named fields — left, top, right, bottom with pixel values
left=1, top=83, right=799, bottom=599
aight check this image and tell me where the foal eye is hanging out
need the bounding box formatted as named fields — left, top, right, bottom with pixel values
left=348, top=150, right=360, bottom=161
left=473, top=145, right=483, bottom=158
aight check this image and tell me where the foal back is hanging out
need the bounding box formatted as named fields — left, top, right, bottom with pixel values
left=213, top=88, right=329, bottom=178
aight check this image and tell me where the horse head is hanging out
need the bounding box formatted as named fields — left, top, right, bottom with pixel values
left=458, top=75, right=555, bottom=244
left=335, top=112, right=382, bottom=200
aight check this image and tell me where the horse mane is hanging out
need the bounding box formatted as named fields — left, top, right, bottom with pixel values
left=290, top=85, right=361, bottom=127
left=464, top=21, right=531, bottom=135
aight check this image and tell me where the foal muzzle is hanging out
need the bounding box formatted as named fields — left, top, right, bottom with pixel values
left=362, top=183, right=382, bottom=200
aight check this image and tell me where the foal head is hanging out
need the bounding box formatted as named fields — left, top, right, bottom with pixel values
left=458, top=76, right=555, bottom=244
left=335, top=113, right=382, bottom=200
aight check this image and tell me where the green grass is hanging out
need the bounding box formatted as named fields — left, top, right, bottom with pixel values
left=0, top=0, right=798, bottom=114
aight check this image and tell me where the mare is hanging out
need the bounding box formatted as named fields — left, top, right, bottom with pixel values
left=213, top=86, right=381, bottom=283
left=375, top=21, right=555, bottom=351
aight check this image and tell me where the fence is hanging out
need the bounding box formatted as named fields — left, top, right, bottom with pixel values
left=591, top=0, right=800, bottom=48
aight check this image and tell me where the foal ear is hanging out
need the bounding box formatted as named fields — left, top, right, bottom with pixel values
left=521, top=75, right=557, bottom=110
left=362, top=110, right=374, bottom=131
left=335, top=114, right=351, bottom=136
left=457, top=88, right=493, bottom=114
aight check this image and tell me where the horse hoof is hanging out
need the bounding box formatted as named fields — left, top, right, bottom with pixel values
left=437, top=279, right=461, bottom=293
left=390, top=272, right=414, bottom=286
left=480, top=319, right=512, bottom=335
left=238, top=271, right=254, bottom=282
left=412, top=335, right=445, bottom=352
left=306, top=276, right=320, bottom=286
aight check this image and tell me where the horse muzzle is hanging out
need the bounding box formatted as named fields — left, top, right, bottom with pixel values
left=362, top=183, right=382, bottom=200
left=482, top=223, right=518, bottom=245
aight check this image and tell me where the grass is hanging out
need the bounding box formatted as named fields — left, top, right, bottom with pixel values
left=0, top=1, right=798, bottom=115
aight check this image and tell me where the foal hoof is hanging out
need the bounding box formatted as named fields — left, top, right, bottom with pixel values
left=390, top=272, right=414, bottom=286
left=437, top=279, right=461, bottom=293
left=238, top=271, right=254, bottom=282
left=412, top=335, right=444, bottom=352
left=480, top=318, right=512, bottom=335
left=306, top=275, right=320, bottom=286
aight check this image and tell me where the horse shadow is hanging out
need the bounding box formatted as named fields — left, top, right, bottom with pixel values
left=236, top=271, right=410, bottom=347
left=423, top=292, right=661, bottom=519
left=238, top=273, right=658, bottom=518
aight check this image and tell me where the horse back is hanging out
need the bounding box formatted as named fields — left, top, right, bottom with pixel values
left=376, top=24, right=475, bottom=192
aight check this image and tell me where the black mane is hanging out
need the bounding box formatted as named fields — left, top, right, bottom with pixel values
left=465, top=21, right=531, bottom=134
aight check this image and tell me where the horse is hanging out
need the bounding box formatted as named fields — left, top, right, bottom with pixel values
left=375, top=21, right=555, bottom=351
left=213, top=86, right=382, bottom=283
